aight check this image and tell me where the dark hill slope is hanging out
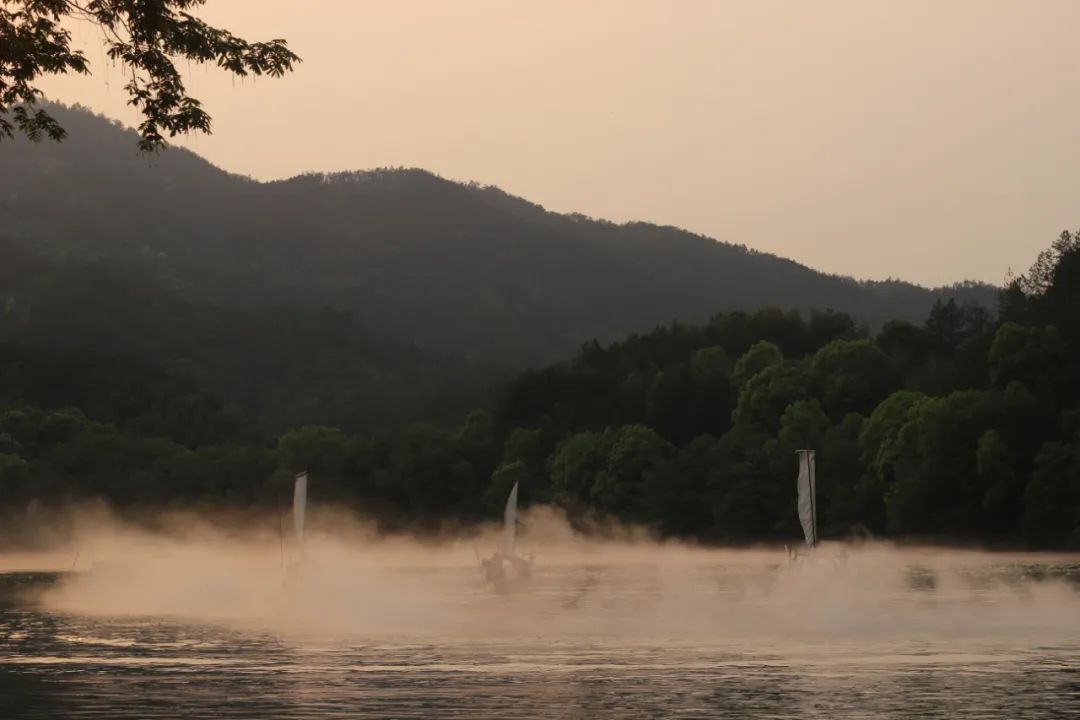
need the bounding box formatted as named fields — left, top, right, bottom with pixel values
left=0, top=105, right=997, bottom=365
left=0, top=241, right=490, bottom=439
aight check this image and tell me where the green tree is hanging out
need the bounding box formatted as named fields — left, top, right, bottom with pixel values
left=549, top=430, right=610, bottom=507
left=0, top=451, right=30, bottom=503
left=776, top=399, right=830, bottom=452
left=590, top=425, right=673, bottom=518
left=808, top=339, right=896, bottom=418
left=454, top=409, right=498, bottom=473
left=988, top=323, right=1065, bottom=396
left=885, top=390, right=1003, bottom=535
left=820, top=413, right=879, bottom=534
left=386, top=425, right=472, bottom=515
left=195, top=443, right=274, bottom=504
left=1015, top=230, right=1080, bottom=297
left=707, top=435, right=770, bottom=539
left=975, top=429, right=1023, bottom=535
left=644, top=366, right=693, bottom=442
left=689, top=345, right=735, bottom=436
left=925, top=298, right=964, bottom=351
left=640, top=434, right=718, bottom=535
left=1022, top=436, right=1080, bottom=548
left=503, top=427, right=545, bottom=468
left=39, top=408, right=88, bottom=446
left=496, top=427, right=549, bottom=502
left=277, top=426, right=350, bottom=476
left=859, top=390, right=926, bottom=482
left=732, top=340, right=783, bottom=391
left=1, top=0, right=300, bottom=149
left=877, top=320, right=931, bottom=370
left=731, top=363, right=806, bottom=435
left=0, top=409, right=35, bottom=449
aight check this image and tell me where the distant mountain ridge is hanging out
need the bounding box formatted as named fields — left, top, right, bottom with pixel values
left=0, top=104, right=997, bottom=366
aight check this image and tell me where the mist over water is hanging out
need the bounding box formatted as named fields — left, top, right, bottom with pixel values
left=21, top=505, right=1080, bottom=641
left=3, top=505, right=1080, bottom=718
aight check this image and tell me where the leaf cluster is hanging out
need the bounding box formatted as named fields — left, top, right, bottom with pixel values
left=0, top=0, right=299, bottom=150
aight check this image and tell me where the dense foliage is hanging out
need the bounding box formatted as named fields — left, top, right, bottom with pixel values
left=1, top=105, right=996, bottom=368
left=0, top=240, right=499, bottom=438
left=0, top=0, right=298, bottom=149
left=2, top=233, right=1078, bottom=548
left=3, top=105, right=1068, bottom=547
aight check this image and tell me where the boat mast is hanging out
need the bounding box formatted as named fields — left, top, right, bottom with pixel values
left=294, top=470, right=308, bottom=558
left=809, top=451, right=817, bottom=548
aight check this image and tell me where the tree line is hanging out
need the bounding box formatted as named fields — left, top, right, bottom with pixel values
left=1, top=232, right=1078, bottom=547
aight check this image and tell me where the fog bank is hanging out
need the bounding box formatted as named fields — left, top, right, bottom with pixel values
left=5, top=505, right=1071, bottom=647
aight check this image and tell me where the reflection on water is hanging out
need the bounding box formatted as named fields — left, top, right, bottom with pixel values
left=1, top=559, right=1079, bottom=719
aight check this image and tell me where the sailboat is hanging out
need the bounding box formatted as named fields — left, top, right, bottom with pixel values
left=283, top=471, right=308, bottom=583
left=502, top=480, right=519, bottom=559
left=480, top=481, right=533, bottom=589
left=294, top=470, right=308, bottom=551
left=786, top=450, right=817, bottom=562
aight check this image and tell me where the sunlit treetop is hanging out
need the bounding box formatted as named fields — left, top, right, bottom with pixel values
left=0, top=0, right=300, bottom=151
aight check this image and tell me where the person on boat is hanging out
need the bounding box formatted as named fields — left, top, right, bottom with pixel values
left=481, top=552, right=507, bottom=585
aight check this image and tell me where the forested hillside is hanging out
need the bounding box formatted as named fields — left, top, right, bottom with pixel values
left=0, top=241, right=494, bottom=437
left=2, top=232, right=1077, bottom=548
left=8, top=104, right=1072, bottom=548
left=0, top=105, right=995, bottom=366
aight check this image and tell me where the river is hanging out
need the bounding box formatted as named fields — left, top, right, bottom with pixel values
left=1, top=547, right=1079, bottom=719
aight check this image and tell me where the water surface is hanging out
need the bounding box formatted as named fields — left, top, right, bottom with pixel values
left=2, top=556, right=1078, bottom=718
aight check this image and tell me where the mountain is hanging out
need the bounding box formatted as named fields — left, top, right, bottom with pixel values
left=0, top=105, right=997, bottom=368
left=0, top=240, right=493, bottom=439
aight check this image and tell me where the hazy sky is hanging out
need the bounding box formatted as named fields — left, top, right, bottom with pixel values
left=39, top=0, right=1080, bottom=286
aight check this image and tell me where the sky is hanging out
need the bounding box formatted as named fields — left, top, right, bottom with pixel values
left=38, top=0, right=1080, bottom=287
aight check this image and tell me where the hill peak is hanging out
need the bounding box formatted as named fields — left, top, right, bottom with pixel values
left=2, top=103, right=997, bottom=365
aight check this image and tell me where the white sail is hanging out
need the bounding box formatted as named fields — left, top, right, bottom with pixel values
left=502, top=481, right=519, bottom=557
left=293, top=471, right=308, bottom=545
left=796, top=450, right=817, bottom=548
